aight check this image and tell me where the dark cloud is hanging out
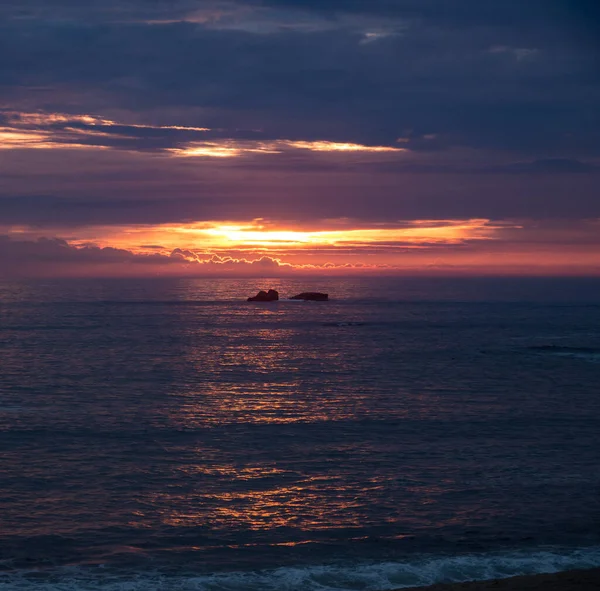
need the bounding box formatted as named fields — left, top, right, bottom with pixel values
left=0, top=235, right=266, bottom=277
left=254, top=0, right=599, bottom=27
left=0, top=194, right=218, bottom=226
left=0, top=235, right=367, bottom=278
left=2, top=1, right=598, bottom=30
left=1, top=1, right=598, bottom=155
left=0, top=0, right=598, bottom=242
left=485, top=158, right=599, bottom=174
left=358, top=157, right=600, bottom=175
left=0, top=235, right=138, bottom=272
left=0, top=0, right=203, bottom=23
left=2, top=162, right=599, bottom=226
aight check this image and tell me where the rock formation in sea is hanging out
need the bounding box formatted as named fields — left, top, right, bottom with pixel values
left=289, top=292, right=329, bottom=301
left=247, top=289, right=279, bottom=302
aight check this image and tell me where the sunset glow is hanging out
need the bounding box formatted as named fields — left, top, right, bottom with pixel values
left=4, top=214, right=599, bottom=276
left=50, top=218, right=505, bottom=254
left=168, top=140, right=405, bottom=158
left=281, top=141, right=404, bottom=153
left=2, top=112, right=404, bottom=158
left=5, top=111, right=211, bottom=132
left=0, top=1, right=598, bottom=279
left=167, top=142, right=282, bottom=158
left=176, top=219, right=499, bottom=248
left=3, top=4, right=600, bottom=588
left=0, top=128, right=109, bottom=150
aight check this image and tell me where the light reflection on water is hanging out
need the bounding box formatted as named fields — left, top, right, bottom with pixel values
left=1, top=277, right=600, bottom=570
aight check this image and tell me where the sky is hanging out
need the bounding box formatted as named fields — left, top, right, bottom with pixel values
left=1, top=0, right=599, bottom=277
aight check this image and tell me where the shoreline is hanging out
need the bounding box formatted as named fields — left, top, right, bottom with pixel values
left=395, top=568, right=600, bottom=591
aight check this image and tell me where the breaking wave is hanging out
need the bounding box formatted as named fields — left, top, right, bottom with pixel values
left=2, top=547, right=600, bottom=591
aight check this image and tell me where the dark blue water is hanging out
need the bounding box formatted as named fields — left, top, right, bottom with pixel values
left=1, top=277, right=600, bottom=590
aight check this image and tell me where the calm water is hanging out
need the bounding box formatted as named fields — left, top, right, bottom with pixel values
left=1, top=276, right=600, bottom=590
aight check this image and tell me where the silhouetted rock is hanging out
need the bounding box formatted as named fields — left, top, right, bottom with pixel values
left=247, top=289, right=279, bottom=302
left=289, top=292, right=328, bottom=301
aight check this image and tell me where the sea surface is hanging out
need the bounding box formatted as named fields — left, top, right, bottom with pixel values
left=1, top=276, right=600, bottom=590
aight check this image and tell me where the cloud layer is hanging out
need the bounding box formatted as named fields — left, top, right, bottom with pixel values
left=1, top=217, right=599, bottom=277
left=1, top=1, right=599, bottom=275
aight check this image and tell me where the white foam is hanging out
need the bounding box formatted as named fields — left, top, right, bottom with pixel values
left=2, top=546, right=600, bottom=591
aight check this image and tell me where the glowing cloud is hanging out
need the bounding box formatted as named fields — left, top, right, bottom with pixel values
left=1, top=111, right=403, bottom=157
left=167, top=219, right=500, bottom=249
left=46, top=219, right=508, bottom=259
left=168, top=139, right=404, bottom=158
left=3, top=218, right=599, bottom=277
left=5, top=111, right=210, bottom=132
left=0, top=111, right=212, bottom=151
left=7, top=113, right=116, bottom=126
left=0, top=128, right=53, bottom=149
left=167, top=142, right=281, bottom=158
left=278, top=140, right=404, bottom=153
left=0, top=128, right=108, bottom=151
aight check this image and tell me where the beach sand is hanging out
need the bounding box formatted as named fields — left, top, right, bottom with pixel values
left=396, top=568, right=600, bottom=591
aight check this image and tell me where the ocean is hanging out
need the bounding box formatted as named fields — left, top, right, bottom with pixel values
left=1, top=276, right=600, bottom=590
